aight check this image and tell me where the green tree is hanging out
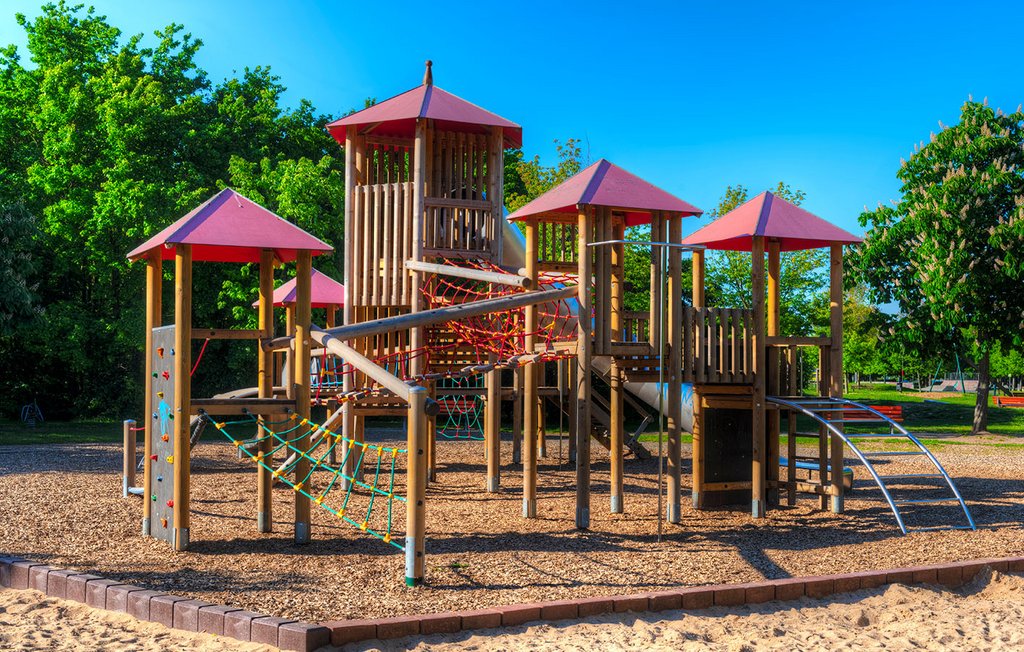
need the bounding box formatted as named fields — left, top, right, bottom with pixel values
left=504, top=138, right=584, bottom=213
left=0, top=2, right=343, bottom=417
left=702, top=182, right=830, bottom=335
left=856, top=100, right=1024, bottom=433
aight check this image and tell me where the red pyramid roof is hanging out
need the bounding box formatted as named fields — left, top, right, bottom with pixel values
left=126, top=188, right=333, bottom=263
left=506, top=159, right=702, bottom=226
left=251, top=268, right=345, bottom=308
left=326, top=84, right=522, bottom=148
left=681, top=191, right=862, bottom=251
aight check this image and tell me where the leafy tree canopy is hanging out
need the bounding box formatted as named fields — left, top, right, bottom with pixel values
left=856, top=99, right=1024, bottom=432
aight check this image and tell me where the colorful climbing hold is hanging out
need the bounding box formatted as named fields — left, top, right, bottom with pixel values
left=162, top=370, right=170, bottom=380
left=151, top=494, right=156, bottom=501
left=150, top=454, right=157, bottom=461
left=161, top=434, right=169, bottom=442
left=161, top=518, right=167, bottom=527
left=157, top=391, right=164, bottom=398
left=157, top=347, right=164, bottom=358
left=166, top=455, right=174, bottom=464
left=166, top=500, right=174, bottom=508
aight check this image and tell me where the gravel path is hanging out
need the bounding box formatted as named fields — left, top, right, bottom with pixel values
left=1, top=434, right=1021, bottom=623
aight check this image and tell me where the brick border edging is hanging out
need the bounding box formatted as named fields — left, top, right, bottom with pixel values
left=321, top=556, right=1024, bottom=646
left=0, top=556, right=328, bottom=651
left=4, top=555, right=1022, bottom=650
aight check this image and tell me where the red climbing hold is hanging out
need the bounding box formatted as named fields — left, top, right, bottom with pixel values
left=151, top=454, right=158, bottom=461
left=162, top=370, right=170, bottom=380
left=167, top=500, right=174, bottom=508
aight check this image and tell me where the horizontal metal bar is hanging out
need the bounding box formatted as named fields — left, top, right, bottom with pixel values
left=587, top=239, right=706, bottom=251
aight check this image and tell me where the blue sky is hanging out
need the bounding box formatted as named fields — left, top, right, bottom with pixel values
left=3, top=0, right=1023, bottom=237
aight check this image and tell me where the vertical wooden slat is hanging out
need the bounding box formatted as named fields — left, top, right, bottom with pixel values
left=667, top=212, right=683, bottom=524
left=708, top=308, right=719, bottom=383
left=257, top=249, right=274, bottom=533
left=576, top=207, right=592, bottom=530
left=829, top=243, right=845, bottom=514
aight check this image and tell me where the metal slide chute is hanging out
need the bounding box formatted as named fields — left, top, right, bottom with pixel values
left=767, top=396, right=976, bottom=534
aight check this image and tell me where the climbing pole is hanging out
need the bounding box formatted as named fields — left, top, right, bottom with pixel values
left=768, top=396, right=976, bottom=534
left=208, top=412, right=408, bottom=549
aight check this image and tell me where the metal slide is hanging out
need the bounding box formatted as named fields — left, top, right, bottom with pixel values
left=767, top=396, right=976, bottom=534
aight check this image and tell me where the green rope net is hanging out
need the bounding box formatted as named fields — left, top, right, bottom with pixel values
left=204, top=413, right=407, bottom=550
left=436, top=374, right=484, bottom=441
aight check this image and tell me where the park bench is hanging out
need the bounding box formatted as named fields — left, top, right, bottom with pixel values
left=844, top=404, right=904, bottom=423
left=993, top=395, right=1024, bottom=408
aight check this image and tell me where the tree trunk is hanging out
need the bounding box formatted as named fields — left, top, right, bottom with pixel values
left=973, top=351, right=990, bottom=435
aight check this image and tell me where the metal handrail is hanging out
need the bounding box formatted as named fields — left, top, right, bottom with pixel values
left=767, top=396, right=976, bottom=534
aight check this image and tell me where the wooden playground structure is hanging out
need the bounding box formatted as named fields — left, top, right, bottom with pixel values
left=125, top=62, right=974, bottom=587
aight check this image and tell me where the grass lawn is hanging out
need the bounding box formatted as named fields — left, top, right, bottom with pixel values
left=0, top=419, right=126, bottom=445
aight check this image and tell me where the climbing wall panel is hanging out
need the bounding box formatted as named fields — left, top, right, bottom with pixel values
left=148, top=325, right=177, bottom=545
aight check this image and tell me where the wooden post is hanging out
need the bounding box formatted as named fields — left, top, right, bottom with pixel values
left=522, top=219, right=539, bottom=518
left=829, top=243, right=845, bottom=514
left=427, top=381, right=437, bottom=483
left=691, top=249, right=705, bottom=309
left=575, top=206, right=592, bottom=529
left=512, top=366, right=523, bottom=465
left=293, top=250, right=312, bottom=543
left=410, top=118, right=427, bottom=378
left=485, top=354, right=500, bottom=492
left=767, top=240, right=781, bottom=507
left=341, top=131, right=356, bottom=491
left=123, top=419, right=136, bottom=498
left=285, top=306, right=295, bottom=395
left=667, top=212, right=683, bottom=523
left=173, top=244, right=192, bottom=550
left=751, top=236, right=766, bottom=519
left=142, top=249, right=161, bottom=535
left=690, top=246, right=704, bottom=509
left=405, top=386, right=428, bottom=586
left=257, top=249, right=275, bottom=532
left=537, top=362, right=546, bottom=459
left=787, top=345, right=798, bottom=506
left=609, top=216, right=624, bottom=514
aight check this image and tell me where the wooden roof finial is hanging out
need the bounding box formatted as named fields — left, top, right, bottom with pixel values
left=423, top=60, right=433, bottom=86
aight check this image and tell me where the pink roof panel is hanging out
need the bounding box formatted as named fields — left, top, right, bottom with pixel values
left=251, top=268, right=346, bottom=308
left=326, top=84, right=522, bottom=148
left=126, top=188, right=333, bottom=263
left=681, top=191, right=862, bottom=251
left=506, top=159, right=702, bottom=226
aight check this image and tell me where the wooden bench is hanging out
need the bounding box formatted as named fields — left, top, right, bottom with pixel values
left=993, top=396, right=1024, bottom=408
left=844, top=404, right=904, bottom=423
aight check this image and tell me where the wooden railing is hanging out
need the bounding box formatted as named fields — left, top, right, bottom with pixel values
left=351, top=182, right=415, bottom=307
left=688, top=307, right=754, bottom=384
left=423, top=196, right=495, bottom=256
left=606, top=307, right=755, bottom=384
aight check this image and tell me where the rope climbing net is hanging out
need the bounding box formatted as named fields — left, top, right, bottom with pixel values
left=205, top=412, right=407, bottom=549
left=436, top=374, right=484, bottom=441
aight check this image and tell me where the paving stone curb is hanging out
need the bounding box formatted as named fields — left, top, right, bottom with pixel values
left=2, top=554, right=1021, bottom=651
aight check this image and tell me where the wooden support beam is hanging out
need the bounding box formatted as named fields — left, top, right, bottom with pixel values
left=485, top=353, right=500, bottom=492
left=523, top=219, right=539, bottom=518
left=293, top=250, right=313, bottom=544
left=667, top=212, right=683, bottom=523
left=192, top=329, right=263, bottom=340
left=404, top=260, right=532, bottom=289
left=575, top=206, right=592, bottom=530
left=829, top=243, right=845, bottom=514
left=767, top=240, right=781, bottom=507
left=691, top=248, right=705, bottom=309
left=751, top=236, right=766, bottom=519
left=405, top=386, right=428, bottom=586
left=173, top=244, right=192, bottom=550
left=410, top=119, right=426, bottom=379
left=190, top=398, right=296, bottom=415
left=123, top=419, right=136, bottom=498
left=142, top=249, right=161, bottom=536
left=257, top=249, right=274, bottom=533
left=609, top=214, right=625, bottom=514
